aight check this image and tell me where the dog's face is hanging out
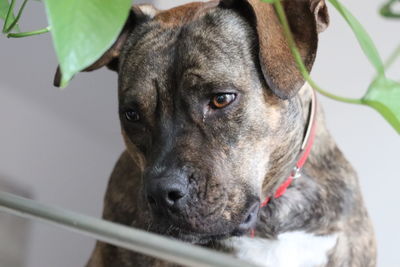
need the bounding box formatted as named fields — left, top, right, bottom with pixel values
left=77, top=0, right=328, bottom=244
left=120, top=7, right=272, bottom=242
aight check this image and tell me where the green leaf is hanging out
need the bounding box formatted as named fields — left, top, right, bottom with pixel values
left=261, top=0, right=276, bottom=3
left=0, top=0, right=9, bottom=20
left=328, top=0, right=385, bottom=76
left=43, top=0, right=133, bottom=87
left=363, top=76, right=400, bottom=134
left=0, top=0, right=19, bottom=32
left=380, top=0, right=400, bottom=19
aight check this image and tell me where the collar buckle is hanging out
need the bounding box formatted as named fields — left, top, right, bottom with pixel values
left=291, top=166, right=302, bottom=179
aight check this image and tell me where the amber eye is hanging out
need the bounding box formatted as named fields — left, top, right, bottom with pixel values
left=210, top=93, right=237, bottom=109
left=125, top=110, right=140, bottom=122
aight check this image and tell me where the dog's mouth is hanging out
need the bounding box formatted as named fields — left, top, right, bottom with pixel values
left=150, top=205, right=260, bottom=245
left=146, top=197, right=260, bottom=244
left=157, top=225, right=235, bottom=245
left=146, top=214, right=240, bottom=245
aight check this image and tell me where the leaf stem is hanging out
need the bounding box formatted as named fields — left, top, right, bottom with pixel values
left=2, top=0, right=16, bottom=33
left=385, top=44, right=400, bottom=69
left=7, top=26, right=50, bottom=38
left=273, top=0, right=363, bottom=105
left=5, top=0, right=29, bottom=33
left=328, top=0, right=386, bottom=76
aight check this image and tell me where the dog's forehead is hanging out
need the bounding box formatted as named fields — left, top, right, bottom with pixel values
left=154, top=1, right=219, bottom=27
left=119, top=4, right=257, bottom=100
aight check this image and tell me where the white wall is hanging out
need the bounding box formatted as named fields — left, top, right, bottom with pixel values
left=0, top=0, right=398, bottom=266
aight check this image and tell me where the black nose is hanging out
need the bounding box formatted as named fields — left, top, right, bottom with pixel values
left=233, top=201, right=260, bottom=236
left=146, top=171, right=189, bottom=212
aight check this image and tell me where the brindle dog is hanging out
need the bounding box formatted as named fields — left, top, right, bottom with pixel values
left=63, top=0, right=376, bottom=266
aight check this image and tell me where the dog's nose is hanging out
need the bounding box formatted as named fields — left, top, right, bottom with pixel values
left=233, top=201, right=260, bottom=236
left=146, top=174, right=188, bottom=212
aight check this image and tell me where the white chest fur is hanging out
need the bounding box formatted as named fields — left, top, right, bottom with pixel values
left=223, top=231, right=338, bottom=267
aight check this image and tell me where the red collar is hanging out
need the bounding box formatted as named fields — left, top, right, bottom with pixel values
left=261, top=90, right=318, bottom=208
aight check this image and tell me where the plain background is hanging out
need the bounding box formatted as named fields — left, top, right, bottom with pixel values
left=0, top=0, right=398, bottom=266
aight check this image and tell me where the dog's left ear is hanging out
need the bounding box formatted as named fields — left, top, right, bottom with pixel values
left=220, top=0, right=329, bottom=99
left=53, top=5, right=158, bottom=87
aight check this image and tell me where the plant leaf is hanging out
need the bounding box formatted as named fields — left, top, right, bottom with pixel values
left=0, top=0, right=19, bottom=32
left=380, top=0, right=400, bottom=19
left=0, top=0, right=9, bottom=20
left=328, top=0, right=385, bottom=76
left=43, top=0, right=133, bottom=87
left=363, top=76, right=400, bottom=134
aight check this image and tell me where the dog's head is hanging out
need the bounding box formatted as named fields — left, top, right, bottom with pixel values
left=70, top=0, right=329, bottom=243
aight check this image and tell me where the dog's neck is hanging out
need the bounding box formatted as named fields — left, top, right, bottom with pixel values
left=261, top=83, right=315, bottom=196
left=299, top=83, right=338, bottom=166
left=260, top=85, right=317, bottom=207
left=256, top=83, right=355, bottom=238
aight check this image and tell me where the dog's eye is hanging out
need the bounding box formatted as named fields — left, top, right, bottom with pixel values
left=210, top=93, right=237, bottom=109
left=124, top=110, right=140, bottom=122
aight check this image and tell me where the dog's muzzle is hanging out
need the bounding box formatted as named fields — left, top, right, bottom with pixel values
left=144, top=167, right=260, bottom=241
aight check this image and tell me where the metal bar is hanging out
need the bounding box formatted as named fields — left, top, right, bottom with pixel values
left=0, top=191, right=257, bottom=267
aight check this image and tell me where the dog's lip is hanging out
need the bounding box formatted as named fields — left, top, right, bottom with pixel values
left=149, top=209, right=258, bottom=243
left=171, top=230, right=231, bottom=245
left=155, top=225, right=233, bottom=244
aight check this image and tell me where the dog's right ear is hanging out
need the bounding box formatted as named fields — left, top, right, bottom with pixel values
left=219, top=0, right=329, bottom=99
left=53, top=5, right=158, bottom=87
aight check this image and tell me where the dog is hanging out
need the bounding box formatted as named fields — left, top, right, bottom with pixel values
left=56, top=0, right=377, bottom=266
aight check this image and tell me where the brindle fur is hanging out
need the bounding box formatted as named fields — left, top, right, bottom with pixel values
left=83, top=1, right=376, bottom=266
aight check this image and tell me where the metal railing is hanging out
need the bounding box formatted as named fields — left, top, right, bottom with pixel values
left=0, top=191, right=257, bottom=267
